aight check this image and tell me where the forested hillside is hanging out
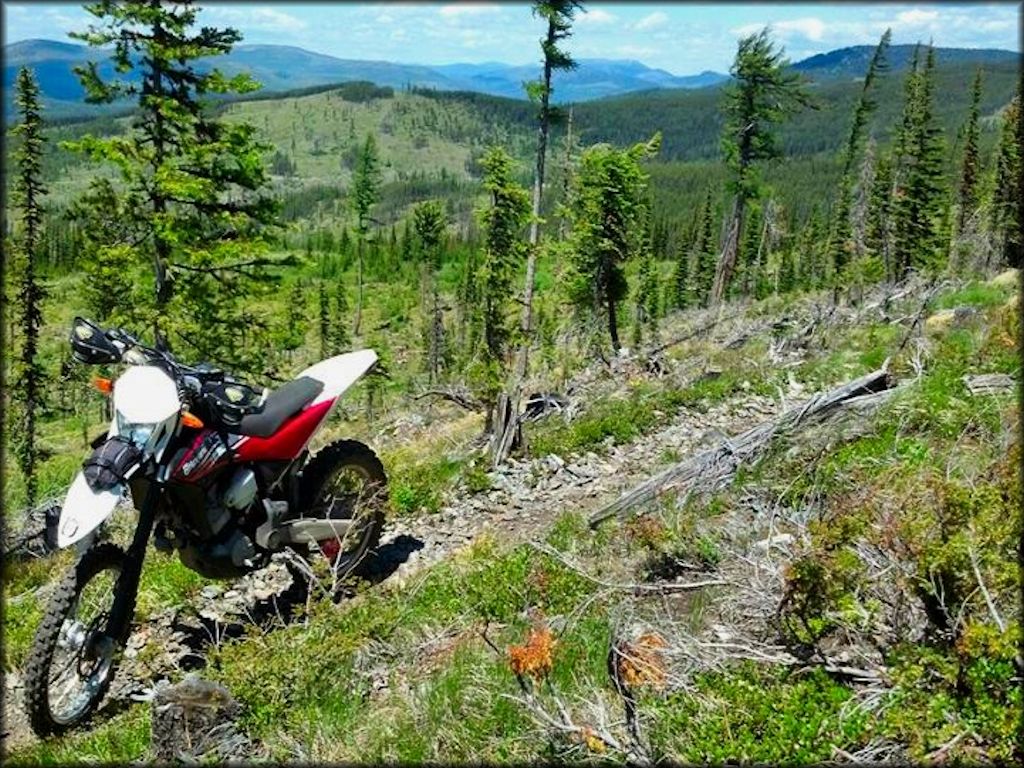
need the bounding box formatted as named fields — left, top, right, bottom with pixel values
left=3, top=1, right=1021, bottom=764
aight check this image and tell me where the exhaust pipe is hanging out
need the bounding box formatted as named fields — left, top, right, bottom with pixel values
left=261, top=518, right=352, bottom=549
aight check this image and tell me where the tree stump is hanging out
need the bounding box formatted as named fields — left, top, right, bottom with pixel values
left=151, top=675, right=251, bottom=762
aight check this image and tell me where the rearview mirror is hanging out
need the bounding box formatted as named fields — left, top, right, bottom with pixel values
left=70, top=317, right=121, bottom=365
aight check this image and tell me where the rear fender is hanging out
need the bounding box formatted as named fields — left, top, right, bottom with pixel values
left=299, top=350, right=378, bottom=406
left=57, top=472, right=123, bottom=549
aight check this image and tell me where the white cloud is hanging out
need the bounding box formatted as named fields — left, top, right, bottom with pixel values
left=895, top=9, right=940, bottom=26
left=634, top=11, right=668, bottom=32
left=439, top=3, right=499, bottom=18
left=731, top=21, right=768, bottom=37
left=577, top=8, right=617, bottom=26
left=732, top=17, right=826, bottom=42
left=251, top=8, right=307, bottom=32
left=776, top=17, right=827, bottom=42
left=203, top=6, right=307, bottom=33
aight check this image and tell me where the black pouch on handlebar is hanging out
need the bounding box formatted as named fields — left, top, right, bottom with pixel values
left=202, top=380, right=263, bottom=429
left=83, top=436, right=142, bottom=492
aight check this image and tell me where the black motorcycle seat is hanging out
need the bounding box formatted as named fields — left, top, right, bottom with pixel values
left=236, top=376, right=324, bottom=438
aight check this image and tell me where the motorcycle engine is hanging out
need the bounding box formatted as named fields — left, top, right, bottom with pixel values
left=174, top=468, right=262, bottom=579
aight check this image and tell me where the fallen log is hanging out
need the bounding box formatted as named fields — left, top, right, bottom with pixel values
left=962, top=373, right=1015, bottom=396
left=413, top=387, right=483, bottom=411
left=588, top=366, right=897, bottom=528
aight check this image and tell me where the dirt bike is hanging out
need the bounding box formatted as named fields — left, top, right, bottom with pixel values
left=24, top=317, right=388, bottom=736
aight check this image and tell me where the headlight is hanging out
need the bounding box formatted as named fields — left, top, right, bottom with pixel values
left=116, top=413, right=155, bottom=447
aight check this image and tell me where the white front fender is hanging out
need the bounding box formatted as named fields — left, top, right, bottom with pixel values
left=57, top=472, right=123, bottom=548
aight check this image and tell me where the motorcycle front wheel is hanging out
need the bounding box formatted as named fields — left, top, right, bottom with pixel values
left=23, top=542, right=129, bottom=736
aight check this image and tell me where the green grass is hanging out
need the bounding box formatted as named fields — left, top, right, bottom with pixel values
left=933, top=279, right=1015, bottom=310
left=5, top=706, right=152, bottom=765
left=530, top=363, right=775, bottom=459
left=648, top=663, right=871, bottom=763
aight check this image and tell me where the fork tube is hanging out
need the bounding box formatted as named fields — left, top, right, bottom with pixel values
left=106, top=480, right=160, bottom=641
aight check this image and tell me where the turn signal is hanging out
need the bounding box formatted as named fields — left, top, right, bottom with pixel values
left=181, top=411, right=204, bottom=429
left=92, top=377, right=113, bottom=395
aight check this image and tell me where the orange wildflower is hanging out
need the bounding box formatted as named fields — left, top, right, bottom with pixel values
left=508, top=625, right=556, bottom=681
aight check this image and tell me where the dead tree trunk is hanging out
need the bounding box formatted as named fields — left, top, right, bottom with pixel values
left=589, top=366, right=897, bottom=527
left=151, top=676, right=252, bottom=762
left=711, top=197, right=744, bottom=305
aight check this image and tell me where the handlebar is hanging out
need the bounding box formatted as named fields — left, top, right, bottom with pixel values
left=95, top=324, right=262, bottom=415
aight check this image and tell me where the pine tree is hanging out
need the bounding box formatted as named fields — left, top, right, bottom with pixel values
left=318, top=276, right=330, bottom=359
left=69, top=0, right=280, bottom=374
left=891, top=44, right=948, bottom=278
left=520, top=0, right=581, bottom=342
left=632, top=245, right=660, bottom=347
left=956, top=68, right=984, bottom=235
left=830, top=29, right=891, bottom=278
left=866, top=150, right=895, bottom=275
left=712, top=29, right=814, bottom=303
left=564, top=135, right=661, bottom=351
left=413, top=199, right=449, bottom=383
left=281, top=280, right=307, bottom=352
left=10, top=66, right=47, bottom=508
left=351, top=133, right=381, bottom=336
left=494, top=0, right=582, bottom=464
left=991, top=94, right=1021, bottom=268
left=328, top=281, right=350, bottom=355
left=477, top=147, right=531, bottom=408
left=734, top=202, right=763, bottom=299
left=671, top=242, right=690, bottom=310
left=688, top=189, right=717, bottom=307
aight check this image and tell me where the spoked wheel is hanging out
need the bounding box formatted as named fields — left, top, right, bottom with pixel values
left=24, top=543, right=128, bottom=736
left=295, top=440, right=387, bottom=586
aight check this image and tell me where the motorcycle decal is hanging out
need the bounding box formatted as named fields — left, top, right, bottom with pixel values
left=233, top=398, right=335, bottom=462
left=173, top=429, right=230, bottom=481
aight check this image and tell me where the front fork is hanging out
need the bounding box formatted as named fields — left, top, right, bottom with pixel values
left=105, top=481, right=161, bottom=644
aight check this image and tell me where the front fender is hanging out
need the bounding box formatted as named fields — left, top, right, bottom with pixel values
left=57, top=472, right=123, bottom=548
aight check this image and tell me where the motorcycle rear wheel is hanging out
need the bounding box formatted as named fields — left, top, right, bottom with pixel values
left=23, top=542, right=130, bottom=736
left=296, top=439, right=387, bottom=583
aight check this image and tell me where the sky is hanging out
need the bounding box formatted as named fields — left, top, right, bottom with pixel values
left=3, top=2, right=1021, bottom=75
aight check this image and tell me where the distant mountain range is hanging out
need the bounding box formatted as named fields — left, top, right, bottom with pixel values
left=3, top=38, right=1018, bottom=120
left=793, top=44, right=1020, bottom=78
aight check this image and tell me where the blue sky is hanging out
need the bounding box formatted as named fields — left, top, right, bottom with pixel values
left=4, top=2, right=1020, bottom=74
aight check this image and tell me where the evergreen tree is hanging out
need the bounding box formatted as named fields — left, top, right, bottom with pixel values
left=413, top=200, right=449, bottom=383
left=494, top=0, right=582, bottom=464
left=734, top=202, right=763, bottom=299
left=866, top=150, right=895, bottom=273
left=891, top=44, right=948, bottom=278
left=477, top=147, right=531, bottom=408
left=712, top=29, right=814, bottom=303
left=328, top=281, right=350, bottom=355
left=69, top=0, right=280, bottom=374
left=564, top=135, right=660, bottom=351
left=688, top=189, right=717, bottom=307
left=991, top=94, right=1022, bottom=267
left=351, top=133, right=381, bottom=335
left=830, top=29, right=891, bottom=278
left=632, top=246, right=660, bottom=347
left=10, top=66, right=47, bottom=508
left=671, top=241, right=690, bottom=309
left=280, top=280, right=307, bottom=352
left=318, top=276, right=330, bottom=359
left=520, top=0, right=581, bottom=341
left=956, top=68, right=984, bottom=235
